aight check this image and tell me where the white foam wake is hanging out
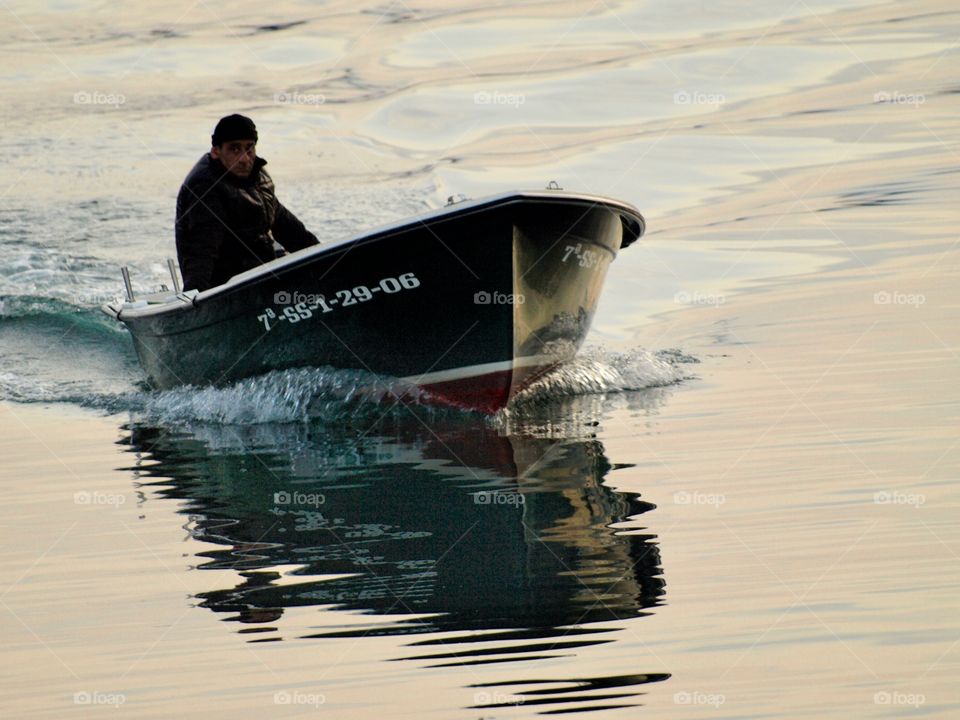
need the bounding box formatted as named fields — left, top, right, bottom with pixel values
left=1, top=343, right=695, bottom=427
left=512, top=346, right=696, bottom=404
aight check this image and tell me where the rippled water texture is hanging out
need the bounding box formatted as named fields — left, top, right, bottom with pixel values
left=1, top=0, right=958, bottom=718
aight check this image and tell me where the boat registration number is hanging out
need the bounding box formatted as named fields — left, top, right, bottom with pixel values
left=562, top=243, right=602, bottom=269
left=257, top=272, right=421, bottom=332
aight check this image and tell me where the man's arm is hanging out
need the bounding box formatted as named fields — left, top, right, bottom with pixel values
left=272, top=202, right=319, bottom=253
left=175, top=183, right=227, bottom=292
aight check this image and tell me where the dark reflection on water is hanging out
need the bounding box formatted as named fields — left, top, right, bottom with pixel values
left=119, top=397, right=670, bottom=713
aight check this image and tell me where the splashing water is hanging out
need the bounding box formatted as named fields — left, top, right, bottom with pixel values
left=0, top=292, right=694, bottom=424
left=512, top=347, right=696, bottom=403
left=137, top=366, right=433, bottom=425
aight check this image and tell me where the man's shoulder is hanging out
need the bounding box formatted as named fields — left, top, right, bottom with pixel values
left=182, top=153, right=220, bottom=190
left=176, top=154, right=226, bottom=220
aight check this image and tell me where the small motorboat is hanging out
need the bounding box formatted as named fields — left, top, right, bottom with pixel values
left=103, top=188, right=644, bottom=413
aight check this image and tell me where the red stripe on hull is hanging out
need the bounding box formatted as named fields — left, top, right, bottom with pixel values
left=420, top=363, right=558, bottom=414
left=421, top=369, right=514, bottom=413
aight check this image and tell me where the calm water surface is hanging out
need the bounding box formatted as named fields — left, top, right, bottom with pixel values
left=1, top=0, right=958, bottom=717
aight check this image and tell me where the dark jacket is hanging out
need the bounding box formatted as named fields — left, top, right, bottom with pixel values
left=175, top=154, right=318, bottom=291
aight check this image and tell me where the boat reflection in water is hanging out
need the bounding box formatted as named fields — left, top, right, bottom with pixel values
left=121, top=395, right=670, bottom=713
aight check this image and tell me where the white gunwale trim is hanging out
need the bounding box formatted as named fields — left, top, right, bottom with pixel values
left=106, top=190, right=644, bottom=321
left=404, top=355, right=556, bottom=385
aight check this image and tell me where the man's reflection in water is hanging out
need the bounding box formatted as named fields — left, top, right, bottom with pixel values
left=122, top=403, right=670, bottom=712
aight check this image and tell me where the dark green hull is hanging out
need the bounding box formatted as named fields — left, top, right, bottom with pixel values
left=105, top=191, right=644, bottom=412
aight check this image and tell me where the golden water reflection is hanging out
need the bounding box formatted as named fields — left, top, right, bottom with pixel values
left=122, top=408, right=670, bottom=712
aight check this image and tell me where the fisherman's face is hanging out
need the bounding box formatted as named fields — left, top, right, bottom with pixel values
left=212, top=140, right=257, bottom=178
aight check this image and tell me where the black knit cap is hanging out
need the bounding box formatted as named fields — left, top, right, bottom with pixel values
left=211, top=114, right=258, bottom=146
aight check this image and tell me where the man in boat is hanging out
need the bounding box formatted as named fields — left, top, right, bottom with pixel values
left=175, top=114, right=319, bottom=292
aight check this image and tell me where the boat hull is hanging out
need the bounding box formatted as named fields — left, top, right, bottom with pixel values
left=107, top=192, right=644, bottom=412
